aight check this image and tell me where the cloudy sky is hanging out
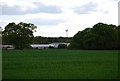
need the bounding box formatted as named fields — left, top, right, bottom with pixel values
left=0, top=0, right=119, bottom=37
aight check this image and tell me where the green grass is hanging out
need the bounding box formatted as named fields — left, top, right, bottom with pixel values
left=2, top=49, right=118, bottom=79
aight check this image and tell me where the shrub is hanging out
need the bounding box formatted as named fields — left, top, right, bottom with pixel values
left=58, top=44, right=67, bottom=49
left=49, top=46, right=55, bottom=49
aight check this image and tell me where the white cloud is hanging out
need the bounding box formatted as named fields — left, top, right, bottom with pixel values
left=73, top=2, right=98, bottom=14
left=1, top=1, right=62, bottom=15
left=0, top=0, right=118, bottom=37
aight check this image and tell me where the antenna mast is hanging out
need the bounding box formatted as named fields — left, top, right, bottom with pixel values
left=65, top=29, right=68, bottom=37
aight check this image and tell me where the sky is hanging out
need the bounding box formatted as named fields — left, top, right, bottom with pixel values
left=0, top=0, right=119, bottom=37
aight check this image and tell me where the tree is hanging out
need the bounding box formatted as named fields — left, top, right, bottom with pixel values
left=92, top=23, right=118, bottom=49
left=2, top=22, right=37, bottom=50
left=0, top=27, right=2, bottom=46
left=58, top=44, right=67, bottom=49
left=116, top=26, right=120, bottom=49
left=70, top=23, right=118, bottom=50
left=69, top=31, right=83, bottom=49
left=83, top=32, right=98, bottom=49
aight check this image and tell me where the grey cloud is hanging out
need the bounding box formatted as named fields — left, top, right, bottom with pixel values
left=26, top=18, right=65, bottom=26
left=102, top=10, right=109, bottom=14
left=109, top=0, right=119, bottom=2
left=73, top=2, right=98, bottom=14
left=1, top=2, right=62, bottom=15
left=31, top=2, right=62, bottom=14
left=1, top=4, right=25, bottom=15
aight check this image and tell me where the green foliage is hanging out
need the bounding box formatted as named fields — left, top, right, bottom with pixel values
left=117, top=26, right=120, bottom=49
left=48, top=46, right=55, bottom=49
left=70, top=23, right=119, bottom=50
left=58, top=44, right=67, bottom=49
left=0, top=27, right=2, bottom=45
left=2, top=22, right=37, bottom=50
left=33, top=36, right=72, bottom=44
left=2, top=49, right=118, bottom=79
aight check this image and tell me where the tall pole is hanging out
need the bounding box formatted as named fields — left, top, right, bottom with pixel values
left=118, top=2, right=120, bottom=50
left=65, top=29, right=68, bottom=37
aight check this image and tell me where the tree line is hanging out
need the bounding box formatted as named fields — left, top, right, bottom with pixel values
left=2, top=22, right=120, bottom=50
left=69, top=23, right=120, bottom=50
left=2, top=22, right=71, bottom=50
left=33, top=36, right=72, bottom=44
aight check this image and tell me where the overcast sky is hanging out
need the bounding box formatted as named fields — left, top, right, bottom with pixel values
left=0, top=0, right=119, bottom=37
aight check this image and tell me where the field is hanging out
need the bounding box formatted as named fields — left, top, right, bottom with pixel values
left=2, top=49, right=118, bottom=79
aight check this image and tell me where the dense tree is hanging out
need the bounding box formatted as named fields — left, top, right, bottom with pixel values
left=2, top=22, right=37, bottom=50
left=0, top=26, right=2, bottom=37
left=70, top=23, right=119, bottom=50
left=0, top=27, right=2, bottom=46
left=69, top=31, right=83, bottom=49
left=33, top=36, right=72, bottom=44
left=93, top=23, right=118, bottom=49
left=116, top=26, right=120, bottom=49
left=58, top=44, right=67, bottom=49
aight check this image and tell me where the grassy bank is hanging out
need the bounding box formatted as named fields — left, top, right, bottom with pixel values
left=2, top=49, right=118, bottom=79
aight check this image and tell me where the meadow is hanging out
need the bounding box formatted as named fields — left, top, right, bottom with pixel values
left=2, top=49, right=118, bottom=79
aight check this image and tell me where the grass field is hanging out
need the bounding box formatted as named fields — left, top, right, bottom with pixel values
left=2, top=49, right=118, bottom=79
